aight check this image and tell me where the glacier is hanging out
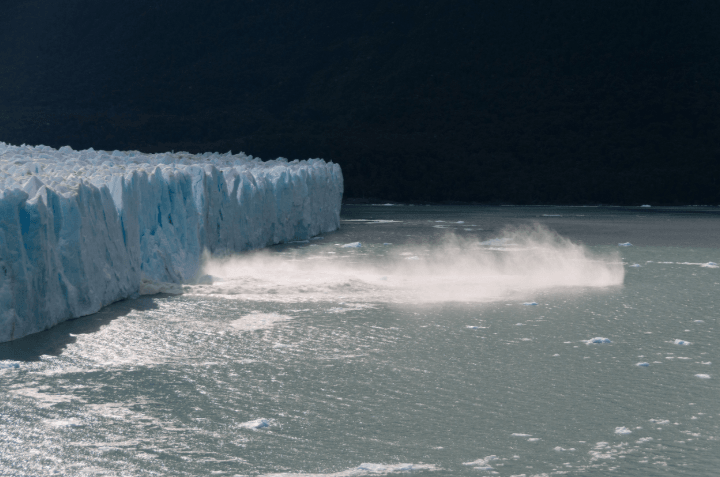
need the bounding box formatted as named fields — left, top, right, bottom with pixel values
left=0, top=142, right=343, bottom=342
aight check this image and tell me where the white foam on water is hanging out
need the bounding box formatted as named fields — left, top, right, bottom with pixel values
left=260, top=463, right=439, bottom=476
left=462, top=455, right=498, bottom=470
left=0, top=360, right=20, bottom=369
left=138, top=278, right=184, bottom=295
left=695, top=374, right=711, bottom=379
left=198, top=226, right=624, bottom=305
left=43, top=418, right=85, bottom=428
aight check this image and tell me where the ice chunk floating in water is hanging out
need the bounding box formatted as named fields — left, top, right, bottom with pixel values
left=585, top=337, right=612, bottom=344
left=0, top=142, right=343, bottom=342
left=239, top=418, right=271, bottom=429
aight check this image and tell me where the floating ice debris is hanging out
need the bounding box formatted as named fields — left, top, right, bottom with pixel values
left=456, top=221, right=464, bottom=224
left=618, top=242, right=633, bottom=247
left=341, top=242, right=362, bottom=248
left=694, top=320, right=705, bottom=323
left=636, top=437, right=653, bottom=443
left=649, top=419, right=670, bottom=425
left=701, top=361, right=711, bottom=365
left=701, top=262, right=719, bottom=268
left=0, top=361, right=20, bottom=369
left=511, top=433, right=532, bottom=437
left=695, top=374, right=711, bottom=379
left=139, top=278, right=184, bottom=295
left=673, top=339, right=691, bottom=345
left=585, top=337, right=612, bottom=344
left=466, top=325, right=481, bottom=329
left=462, top=455, right=498, bottom=470
left=636, top=362, right=650, bottom=367
left=404, top=256, right=420, bottom=260
left=383, top=243, right=392, bottom=245
left=527, top=437, right=541, bottom=442
left=629, top=264, right=641, bottom=268
left=239, top=418, right=271, bottom=429
left=615, top=426, right=632, bottom=435
left=641, top=204, right=651, bottom=207
left=351, top=463, right=438, bottom=474
left=310, top=236, right=324, bottom=240
left=515, top=323, right=526, bottom=326
left=554, top=446, right=576, bottom=451
left=523, top=302, right=538, bottom=306
left=542, top=214, right=562, bottom=217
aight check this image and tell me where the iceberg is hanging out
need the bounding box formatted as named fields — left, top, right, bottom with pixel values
left=585, top=337, right=612, bottom=344
left=0, top=142, right=343, bottom=342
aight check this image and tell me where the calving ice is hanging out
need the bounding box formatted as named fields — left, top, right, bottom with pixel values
left=0, top=143, right=343, bottom=342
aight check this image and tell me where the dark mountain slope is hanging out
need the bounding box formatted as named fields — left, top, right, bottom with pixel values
left=1, top=0, right=718, bottom=204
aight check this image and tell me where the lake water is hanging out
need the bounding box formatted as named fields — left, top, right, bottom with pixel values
left=1, top=205, right=718, bottom=476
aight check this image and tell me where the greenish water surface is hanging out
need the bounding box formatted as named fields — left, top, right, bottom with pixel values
left=1, top=205, right=718, bottom=476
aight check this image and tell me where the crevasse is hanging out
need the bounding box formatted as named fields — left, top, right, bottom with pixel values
left=0, top=143, right=343, bottom=342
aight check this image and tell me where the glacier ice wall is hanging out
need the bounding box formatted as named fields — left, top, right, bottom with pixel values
left=0, top=143, right=343, bottom=342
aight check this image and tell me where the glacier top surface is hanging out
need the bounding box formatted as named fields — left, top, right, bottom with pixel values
left=0, top=142, right=330, bottom=196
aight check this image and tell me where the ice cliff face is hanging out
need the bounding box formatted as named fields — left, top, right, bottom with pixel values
left=0, top=143, right=343, bottom=342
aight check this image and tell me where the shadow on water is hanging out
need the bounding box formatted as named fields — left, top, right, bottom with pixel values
left=0, top=295, right=163, bottom=362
